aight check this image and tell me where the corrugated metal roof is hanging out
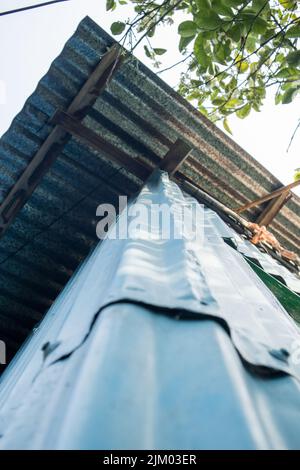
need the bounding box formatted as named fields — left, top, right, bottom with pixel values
left=0, top=16, right=299, bottom=368
left=0, top=171, right=300, bottom=450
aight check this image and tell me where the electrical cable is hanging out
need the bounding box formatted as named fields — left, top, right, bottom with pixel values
left=0, top=0, right=71, bottom=17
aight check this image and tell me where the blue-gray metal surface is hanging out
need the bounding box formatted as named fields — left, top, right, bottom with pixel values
left=0, top=16, right=299, bottom=366
left=0, top=171, right=300, bottom=450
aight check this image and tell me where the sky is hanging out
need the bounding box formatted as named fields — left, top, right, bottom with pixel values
left=0, top=0, right=299, bottom=195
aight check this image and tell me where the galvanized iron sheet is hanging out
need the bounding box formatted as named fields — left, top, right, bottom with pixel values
left=0, top=172, right=300, bottom=449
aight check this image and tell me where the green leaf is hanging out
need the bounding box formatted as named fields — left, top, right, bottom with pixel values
left=227, top=76, right=238, bottom=91
left=201, top=29, right=217, bottom=39
left=236, top=103, right=251, bottom=118
left=240, top=13, right=268, bottom=34
left=294, top=169, right=300, bottom=181
left=196, top=0, right=212, bottom=8
left=177, top=1, right=190, bottom=9
left=236, top=56, right=249, bottom=73
left=179, top=35, right=194, bottom=52
left=225, top=98, right=242, bottom=108
left=282, top=86, right=299, bottom=104
left=276, top=52, right=285, bottom=64
left=211, top=0, right=233, bottom=17
left=223, top=118, right=233, bottom=135
left=286, top=50, right=300, bottom=67
left=178, top=21, right=198, bottom=38
left=252, top=0, right=269, bottom=14
left=153, top=48, right=167, bottom=56
left=110, top=21, right=126, bottom=35
left=214, top=44, right=226, bottom=64
left=245, top=35, right=257, bottom=53
left=226, top=24, right=242, bottom=42
left=143, top=45, right=152, bottom=58
left=279, top=0, right=297, bottom=10
left=252, top=102, right=261, bottom=112
left=198, top=105, right=209, bottom=117
left=286, top=23, right=300, bottom=38
left=260, top=28, right=276, bottom=44
left=194, top=33, right=210, bottom=70
left=275, top=67, right=300, bottom=79
left=225, top=0, right=245, bottom=7
left=274, top=68, right=290, bottom=79
left=147, top=27, right=156, bottom=38
left=275, top=93, right=283, bottom=105
left=106, top=0, right=115, bottom=11
left=214, top=41, right=231, bottom=64
left=212, top=98, right=225, bottom=105
left=195, top=10, right=222, bottom=29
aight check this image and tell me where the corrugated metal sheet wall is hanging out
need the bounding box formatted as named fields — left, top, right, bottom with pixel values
left=0, top=172, right=300, bottom=449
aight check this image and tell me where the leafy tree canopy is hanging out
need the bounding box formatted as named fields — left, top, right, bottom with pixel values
left=107, top=0, right=300, bottom=135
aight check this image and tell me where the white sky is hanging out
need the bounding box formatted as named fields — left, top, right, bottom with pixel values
left=0, top=0, right=299, bottom=195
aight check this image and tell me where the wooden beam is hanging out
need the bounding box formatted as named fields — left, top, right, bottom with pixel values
left=52, top=110, right=151, bottom=180
left=236, top=179, right=300, bottom=214
left=159, top=138, right=192, bottom=175
left=256, top=191, right=292, bottom=227
left=0, top=44, right=124, bottom=238
left=67, top=44, right=123, bottom=119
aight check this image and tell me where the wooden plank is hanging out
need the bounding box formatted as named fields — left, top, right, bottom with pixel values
left=68, top=44, right=123, bottom=118
left=236, top=179, right=300, bottom=214
left=0, top=45, right=124, bottom=238
left=52, top=110, right=151, bottom=180
left=256, top=191, right=292, bottom=227
left=159, top=138, right=192, bottom=175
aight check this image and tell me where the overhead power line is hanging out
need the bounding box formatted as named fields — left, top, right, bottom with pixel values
left=0, top=0, right=71, bottom=17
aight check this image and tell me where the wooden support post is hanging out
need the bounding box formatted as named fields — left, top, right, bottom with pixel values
left=236, top=179, right=300, bottom=214
left=159, top=138, right=192, bottom=176
left=256, top=191, right=292, bottom=227
left=0, top=44, right=124, bottom=238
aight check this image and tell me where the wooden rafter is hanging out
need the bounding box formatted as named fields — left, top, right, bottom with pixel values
left=52, top=112, right=194, bottom=182
left=236, top=179, right=300, bottom=214
left=0, top=44, right=124, bottom=238
left=51, top=110, right=151, bottom=180
left=255, top=191, right=292, bottom=227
